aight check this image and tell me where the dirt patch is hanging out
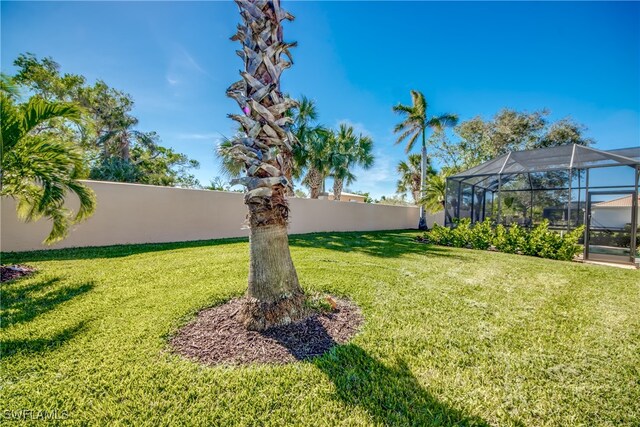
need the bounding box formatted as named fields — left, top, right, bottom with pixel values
left=1, top=265, right=36, bottom=283
left=169, top=297, right=363, bottom=365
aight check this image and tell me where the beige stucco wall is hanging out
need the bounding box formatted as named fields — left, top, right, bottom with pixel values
left=1, top=180, right=443, bottom=253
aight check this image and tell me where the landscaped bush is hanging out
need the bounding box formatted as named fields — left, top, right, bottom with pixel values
left=423, top=219, right=584, bottom=261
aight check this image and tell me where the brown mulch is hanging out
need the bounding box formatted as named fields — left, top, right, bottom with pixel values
left=1, top=265, right=36, bottom=283
left=169, top=297, right=363, bottom=366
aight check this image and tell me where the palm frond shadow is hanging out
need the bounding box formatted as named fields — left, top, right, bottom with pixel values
left=268, top=322, right=488, bottom=426
left=288, top=231, right=463, bottom=259
left=313, top=344, right=489, bottom=426
left=1, top=237, right=248, bottom=263
left=0, top=231, right=455, bottom=263
left=1, top=321, right=87, bottom=359
left=1, top=277, right=95, bottom=327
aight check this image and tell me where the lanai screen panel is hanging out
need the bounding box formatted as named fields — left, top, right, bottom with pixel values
left=446, top=144, right=640, bottom=226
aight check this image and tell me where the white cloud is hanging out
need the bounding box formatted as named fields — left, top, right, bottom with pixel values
left=176, top=133, right=219, bottom=141
left=335, top=119, right=373, bottom=137
left=165, top=43, right=211, bottom=89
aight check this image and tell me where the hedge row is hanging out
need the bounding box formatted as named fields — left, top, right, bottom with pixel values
left=423, top=219, right=584, bottom=261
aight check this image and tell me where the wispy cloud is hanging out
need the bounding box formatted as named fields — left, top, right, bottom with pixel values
left=176, top=133, right=219, bottom=141
left=335, top=119, right=373, bottom=137
left=165, top=43, right=211, bottom=89
left=178, top=45, right=207, bottom=75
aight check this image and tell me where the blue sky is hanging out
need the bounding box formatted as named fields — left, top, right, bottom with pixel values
left=2, top=1, right=639, bottom=198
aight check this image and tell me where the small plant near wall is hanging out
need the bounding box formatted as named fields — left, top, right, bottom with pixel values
left=421, top=218, right=584, bottom=261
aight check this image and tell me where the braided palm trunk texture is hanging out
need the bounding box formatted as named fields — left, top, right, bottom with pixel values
left=227, top=0, right=304, bottom=330
left=332, top=178, right=344, bottom=201
left=305, top=167, right=323, bottom=199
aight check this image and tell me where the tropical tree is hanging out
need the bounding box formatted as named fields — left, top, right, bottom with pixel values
left=396, top=153, right=436, bottom=204
left=1, top=94, right=96, bottom=243
left=299, top=128, right=331, bottom=198
left=420, top=173, right=447, bottom=213
left=289, top=96, right=330, bottom=198
left=0, top=73, right=19, bottom=99
left=218, top=95, right=328, bottom=197
left=225, top=0, right=305, bottom=330
left=433, top=109, right=594, bottom=171
left=11, top=53, right=200, bottom=187
left=329, top=124, right=374, bottom=200
left=393, top=90, right=458, bottom=229
left=294, top=188, right=308, bottom=198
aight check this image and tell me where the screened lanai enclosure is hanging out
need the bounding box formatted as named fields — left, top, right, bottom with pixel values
left=445, top=144, right=640, bottom=265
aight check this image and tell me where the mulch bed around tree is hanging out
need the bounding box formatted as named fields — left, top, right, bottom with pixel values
left=170, top=297, right=363, bottom=366
left=1, top=265, right=36, bottom=283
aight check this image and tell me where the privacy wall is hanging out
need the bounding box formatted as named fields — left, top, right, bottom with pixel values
left=1, top=181, right=442, bottom=252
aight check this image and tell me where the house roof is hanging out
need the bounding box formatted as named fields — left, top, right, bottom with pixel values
left=594, top=195, right=639, bottom=208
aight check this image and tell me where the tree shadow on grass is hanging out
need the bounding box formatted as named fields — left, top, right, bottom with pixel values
left=1, top=277, right=95, bottom=328
left=0, top=237, right=249, bottom=263
left=312, top=345, right=489, bottom=426
left=1, top=230, right=456, bottom=263
left=0, top=321, right=87, bottom=359
left=289, top=230, right=463, bottom=259
left=269, top=321, right=487, bottom=426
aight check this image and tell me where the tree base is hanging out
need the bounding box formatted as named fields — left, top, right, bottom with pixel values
left=241, top=292, right=306, bottom=331
left=418, top=216, right=428, bottom=230
left=170, top=297, right=363, bottom=365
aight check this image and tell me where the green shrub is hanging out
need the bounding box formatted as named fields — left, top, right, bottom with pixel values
left=556, top=226, right=585, bottom=261
left=521, top=220, right=557, bottom=257
left=493, top=223, right=526, bottom=254
left=451, top=218, right=473, bottom=248
left=423, top=219, right=585, bottom=262
left=424, top=224, right=454, bottom=246
left=470, top=218, right=494, bottom=250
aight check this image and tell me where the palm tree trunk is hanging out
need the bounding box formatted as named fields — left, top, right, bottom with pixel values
left=227, top=0, right=304, bottom=330
left=306, top=167, right=323, bottom=199
left=419, top=128, right=427, bottom=229
left=333, top=177, right=343, bottom=201
left=244, top=188, right=304, bottom=330
left=283, top=151, right=295, bottom=196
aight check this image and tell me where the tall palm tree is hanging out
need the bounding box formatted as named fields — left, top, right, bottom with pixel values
left=1, top=94, right=96, bottom=243
left=329, top=124, right=374, bottom=200
left=396, top=153, right=436, bottom=204
left=393, top=90, right=458, bottom=229
left=225, top=0, right=305, bottom=330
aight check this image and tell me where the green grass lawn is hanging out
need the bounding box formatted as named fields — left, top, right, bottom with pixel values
left=2, top=230, right=639, bottom=426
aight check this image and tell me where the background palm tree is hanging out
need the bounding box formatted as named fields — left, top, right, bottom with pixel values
left=289, top=96, right=331, bottom=198
left=396, top=153, right=436, bottom=204
left=420, top=173, right=447, bottom=213
left=393, top=90, right=458, bottom=229
left=329, top=124, right=374, bottom=200
left=298, top=127, right=331, bottom=198
left=218, top=95, right=329, bottom=197
left=1, top=94, right=96, bottom=243
left=216, top=133, right=245, bottom=180
left=225, top=0, right=305, bottom=330
left=96, top=117, right=158, bottom=163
